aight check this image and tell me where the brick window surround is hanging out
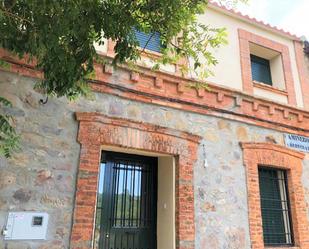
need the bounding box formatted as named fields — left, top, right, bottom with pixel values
left=241, top=142, right=309, bottom=249
left=70, top=112, right=201, bottom=249
left=238, top=29, right=297, bottom=106
left=294, top=41, right=309, bottom=109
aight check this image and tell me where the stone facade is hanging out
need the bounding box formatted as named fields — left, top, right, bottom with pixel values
left=1, top=3, right=309, bottom=249
left=1, top=69, right=309, bottom=248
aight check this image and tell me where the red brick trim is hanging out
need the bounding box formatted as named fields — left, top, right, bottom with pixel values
left=2, top=49, right=309, bottom=135
left=238, top=29, right=297, bottom=106
left=294, top=41, right=309, bottom=109
left=70, top=113, right=201, bottom=249
left=106, top=39, right=116, bottom=57
left=241, top=142, right=309, bottom=249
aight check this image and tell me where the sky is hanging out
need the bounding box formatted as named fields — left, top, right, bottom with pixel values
left=235, top=0, right=309, bottom=40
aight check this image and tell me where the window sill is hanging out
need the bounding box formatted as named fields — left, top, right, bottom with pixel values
left=253, top=81, right=288, bottom=96
left=138, top=47, right=163, bottom=59
left=266, top=247, right=300, bottom=249
left=104, top=39, right=183, bottom=74
left=104, top=39, right=163, bottom=59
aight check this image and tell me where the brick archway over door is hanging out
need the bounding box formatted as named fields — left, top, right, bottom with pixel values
left=70, top=113, right=201, bottom=249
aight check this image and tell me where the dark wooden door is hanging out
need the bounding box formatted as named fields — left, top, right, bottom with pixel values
left=98, top=152, right=157, bottom=249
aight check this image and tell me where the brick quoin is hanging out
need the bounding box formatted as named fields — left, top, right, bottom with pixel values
left=241, top=142, right=309, bottom=249
left=294, top=41, right=309, bottom=109
left=70, top=113, right=201, bottom=249
left=238, top=29, right=297, bottom=106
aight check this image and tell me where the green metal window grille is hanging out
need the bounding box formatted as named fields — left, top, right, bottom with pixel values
left=250, top=54, right=273, bottom=85
left=258, top=167, right=294, bottom=246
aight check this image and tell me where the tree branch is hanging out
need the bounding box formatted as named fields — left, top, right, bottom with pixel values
left=0, top=6, right=33, bottom=25
left=141, top=32, right=155, bottom=53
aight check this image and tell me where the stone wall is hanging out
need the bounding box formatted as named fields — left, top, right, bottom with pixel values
left=1, top=71, right=309, bottom=249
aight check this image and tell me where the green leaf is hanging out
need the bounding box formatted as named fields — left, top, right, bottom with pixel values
left=0, top=0, right=245, bottom=156
left=0, top=96, right=12, bottom=107
left=0, top=106, right=20, bottom=158
left=0, top=59, right=10, bottom=70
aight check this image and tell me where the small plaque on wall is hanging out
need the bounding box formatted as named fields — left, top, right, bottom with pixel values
left=284, top=134, right=309, bottom=153
left=4, top=212, right=49, bottom=240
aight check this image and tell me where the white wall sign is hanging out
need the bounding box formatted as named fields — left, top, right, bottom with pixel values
left=4, top=212, right=49, bottom=240
left=284, top=134, right=309, bottom=153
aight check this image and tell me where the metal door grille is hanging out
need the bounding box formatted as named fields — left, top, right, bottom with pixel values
left=111, top=163, right=153, bottom=228
left=258, top=167, right=293, bottom=246
left=94, top=152, right=157, bottom=249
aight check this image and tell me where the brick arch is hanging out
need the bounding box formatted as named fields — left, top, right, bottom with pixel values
left=70, top=112, right=201, bottom=249
left=241, top=142, right=309, bottom=249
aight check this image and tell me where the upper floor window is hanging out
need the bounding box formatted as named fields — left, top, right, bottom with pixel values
left=250, top=55, right=272, bottom=86
left=248, top=42, right=286, bottom=91
left=258, top=167, right=293, bottom=246
left=134, top=30, right=162, bottom=53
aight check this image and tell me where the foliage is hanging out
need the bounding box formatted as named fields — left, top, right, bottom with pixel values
left=0, top=58, right=10, bottom=69
left=0, top=97, right=20, bottom=158
left=0, top=0, right=249, bottom=98
left=0, top=0, right=247, bottom=157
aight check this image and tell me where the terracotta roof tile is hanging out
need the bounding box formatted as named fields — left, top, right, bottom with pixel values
left=208, top=1, right=301, bottom=41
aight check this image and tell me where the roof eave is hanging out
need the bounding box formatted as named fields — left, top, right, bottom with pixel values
left=207, top=2, right=301, bottom=42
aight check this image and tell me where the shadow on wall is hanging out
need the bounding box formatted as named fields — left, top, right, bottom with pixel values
left=304, top=41, right=309, bottom=55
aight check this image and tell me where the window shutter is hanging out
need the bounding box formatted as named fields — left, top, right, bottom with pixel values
left=134, top=30, right=162, bottom=53
left=250, top=55, right=273, bottom=85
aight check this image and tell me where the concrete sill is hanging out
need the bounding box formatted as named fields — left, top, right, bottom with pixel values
left=253, top=81, right=288, bottom=96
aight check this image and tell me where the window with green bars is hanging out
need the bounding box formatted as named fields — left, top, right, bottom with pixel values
left=258, top=167, right=294, bottom=246
left=250, top=55, right=273, bottom=86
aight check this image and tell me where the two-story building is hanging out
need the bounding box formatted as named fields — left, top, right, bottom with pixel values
left=1, top=2, right=309, bottom=249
